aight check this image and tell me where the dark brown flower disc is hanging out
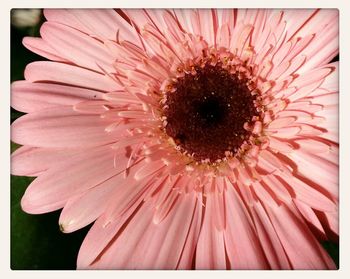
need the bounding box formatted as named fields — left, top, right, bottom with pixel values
left=162, top=64, right=259, bottom=163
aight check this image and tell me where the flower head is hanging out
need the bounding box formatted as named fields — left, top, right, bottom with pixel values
left=11, top=9, right=338, bottom=269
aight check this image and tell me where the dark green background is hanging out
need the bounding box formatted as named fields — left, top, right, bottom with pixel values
left=10, top=10, right=339, bottom=270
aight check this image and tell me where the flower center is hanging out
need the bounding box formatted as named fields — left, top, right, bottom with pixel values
left=162, top=63, right=259, bottom=163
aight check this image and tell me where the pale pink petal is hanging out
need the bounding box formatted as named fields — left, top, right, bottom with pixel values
left=40, top=22, right=115, bottom=72
left=24, top=61, right=120, bottom=92
left=11, top=146, right=83, bottom=176
left=267, top=126, right=301, bottom=139
left=265, top=203, right=336, bottom=269
left=91, top=194, right=198, bottom=269
left=21, top=146, right=128, bottom=214
left=45, top=9, right=141, bottom=45
left=216, top=23, right=230, bottom=48
left=294, top=200, right=326, bottom=236
left=102, top=160, right=159, bottom=223
left=43, top=9, right=91, bottom=34
left=252, top=202, right=291, bottom=269
left=323, top=211, right=339, bottom=236
left=224, top=185, right=269, bottom=269
left=287, top=79, right=324, bottom=102
left=261, top=175, right=293, bottom=204
left=287, top=10, right=338, bottom=73
left=267, top=137, right=294, bottom=153
left=176, top=194, right=203, bottom=269
left=59, top=175, right=120, bottom=233
left=11, top=81, right=104, bottom=113
left=282, top=9, right=317, bottom=40
left=319, top=62, right=338, bottom=91
left=12, top=106, right=121, bottom=148
left=295, top=138, right=332, bottom=153
left=290, top=67, right=333, bottom=89
left=134, top=159, right=166, bottom=181
left=196, top=192, right=226, bottom=269
left=220, top=9, right=236, bottom=29
left=22, top=37, right=69, bottom=62
left=287, top=150, right=338, bottom=198
left=197, top=9, right=218, bottom=46
left=268, top=117, right=296, bottom=129
left=77, top=202, right=144, bottom=269
left=73, top=100, right=111, bottom=114
left=252, top=180, right=280, bottom=207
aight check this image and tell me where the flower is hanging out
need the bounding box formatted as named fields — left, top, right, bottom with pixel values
left=11, top=9, right=339, bottom=269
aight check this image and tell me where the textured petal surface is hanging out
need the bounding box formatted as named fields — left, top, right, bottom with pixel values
left=21, top=146, right=128, bottom=214
left=12, top=106, right=122, bottom=148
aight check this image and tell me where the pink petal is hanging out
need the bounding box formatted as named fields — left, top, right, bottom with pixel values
left=282, top=9, right=317, bottom=41
left=300, top=29, right=338, bottom=72
left=291, top=67, right=332, bottom=89
left=196, top=192, right=226, bottom=269
left=59, top=175, right=120, bottom=233
left=43, top=9, right=90, bottom=34
left=252, top=181, right=279, bottom=208
left=216, top=23, right=230, bottom=48
left=250, top=10, right=268, bottom=46
left=288, top=149, right=338, bottom=195
left=288, top=79, right=324, bottom=102
left=261, top=175, right=293, bottom=204
left=11, top=146, right=82, bottom=176
left=230, top=24, right=253, bottom=56
left=286, top=9, right=338, bottom=73
left=45, top=9, right=141, bottom=45
left=279, top=173, right=336, bottom=212
left=276, top=55, right=307, bottom=81
left=224, top=186, right=268, bottom=269
left=258, top=150, right=283, bottom=170
left=73, top=100, right=111, bottom=114
left=11, top=81, right=104, bottom=113
left=220, top=9, right=236, bottom=30
left=268, top=117, right=296, bottom=129
left=265, top=203, right=336, bottom=269
left=134, top=159, right=165, bottom=181
left=267, top=126, right=300, bottom=138
left=197, top=9, right=218, bottom=46
left=252, top=202, right=291, bottom=269
left=77, top=202, right=145, bottom=269
left=272, top=41, right=293, bottom=67
left=294, top=200, right=326, bottom=235
left=21, top=146, right=128, bottom=214
left=153, top=190, right=179, bottom=224
left=212, top=184, right=226, bottom=229
left=103, top=161, right=158, bottom=223
left=12, top=106, right=122, bottom=148
left=176, top=194, right=202, bottom=269
left=24, top=61, right=120, bottom=92
left=308, top=92, right=338, bottom=106
left=295, top=138, right=331, bottom=153
left=91, top=194, right=198, bottom=269
left=22, top=37, right=69, bottom=62
left=268, top=137, right=294, bottom=153
left=324, top=211, right=339, bottom=235
left=319, top=62, right=338, bottom=91
left=40, top=22, right=115, bottom=72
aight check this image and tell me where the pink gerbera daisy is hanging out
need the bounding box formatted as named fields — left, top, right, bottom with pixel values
left=11, top=9, right=338, bottom=269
